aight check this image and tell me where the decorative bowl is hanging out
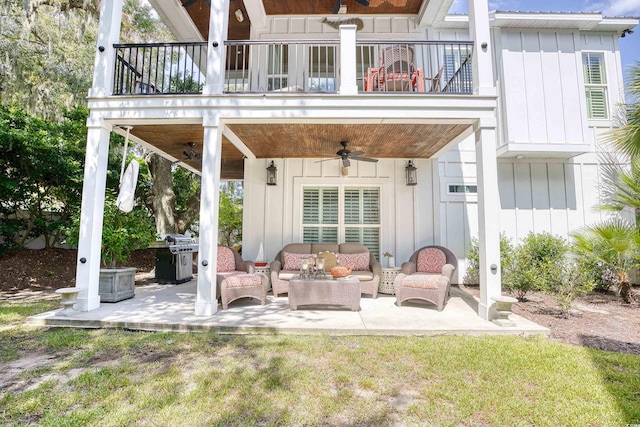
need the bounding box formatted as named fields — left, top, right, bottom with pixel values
left=330, top=266, right=353, bottom=278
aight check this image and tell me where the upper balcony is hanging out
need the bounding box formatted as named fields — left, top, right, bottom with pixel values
left=112, top=39, right=474, bottom=97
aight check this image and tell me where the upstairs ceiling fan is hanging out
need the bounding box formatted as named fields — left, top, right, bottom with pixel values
left=333, top=0, right=370, bottom=14
left=318, top=141, right=378, bottom=167
left=183, top=142, right=202, bottom=164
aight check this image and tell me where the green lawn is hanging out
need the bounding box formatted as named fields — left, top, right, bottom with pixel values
left=1, top=300, right=639, bottom=426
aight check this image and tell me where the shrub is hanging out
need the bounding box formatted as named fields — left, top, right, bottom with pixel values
left=504, top=232, right=568, bottom=300
left=549, top=260, right=595, bottom=317
left=464, top=234, right=514, bottom=285
left=573, top=254, right=619, bottom=292
left=66, top=190, right=157, bottom=267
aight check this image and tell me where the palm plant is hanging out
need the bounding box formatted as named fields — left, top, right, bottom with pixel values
left=605, top=63, right=640, bottom=157
left=573, top=219, right=640, bottom=303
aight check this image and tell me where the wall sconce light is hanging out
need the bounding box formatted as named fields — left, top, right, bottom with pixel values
left=266, top=161, right=277, bottom=186
left=234, top=8, right=244, bottom=23
left=405, top=160, right=418, bottom=186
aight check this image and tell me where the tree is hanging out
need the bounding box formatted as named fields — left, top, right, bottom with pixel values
left=218, top=181, right=243, bottom=247
left=606, top=63, right=640, bottom=157
left=0, top=104, right=86, bottom=252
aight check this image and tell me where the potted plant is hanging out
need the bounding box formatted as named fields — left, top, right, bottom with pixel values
left=383, top=251, right=395, bottom=268
left=68, top=190, right=157, bottom=302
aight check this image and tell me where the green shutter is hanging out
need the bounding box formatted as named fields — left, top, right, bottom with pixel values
left=586, top=87, right=608, bottom=119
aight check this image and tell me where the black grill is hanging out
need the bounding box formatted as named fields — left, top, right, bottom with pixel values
left=153, top=234, right=198, bottom=284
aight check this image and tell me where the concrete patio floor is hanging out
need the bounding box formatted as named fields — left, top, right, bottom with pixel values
left=28, top=281, right=549, bottom=336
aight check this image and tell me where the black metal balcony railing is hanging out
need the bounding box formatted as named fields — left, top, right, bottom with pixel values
left=355, top=41, right=474, bottom=94
left=112, top=40, right=474, bottom=96
left=224, top=40, right=339, bottom=93
left=113, top=42, right=207, bottom=95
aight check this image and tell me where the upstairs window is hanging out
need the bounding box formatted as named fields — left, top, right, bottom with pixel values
left=583, top=52, right=608, bottom=119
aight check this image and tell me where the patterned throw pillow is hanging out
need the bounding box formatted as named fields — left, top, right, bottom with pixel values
left=217, top=246, right=236, bottom=272
left=417, top=248, right=446, bottom=273
left=337, top=252, right=370, bottom=271
left=283, top=252, right=315, bottom=270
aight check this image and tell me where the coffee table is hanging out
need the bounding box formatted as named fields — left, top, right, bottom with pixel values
left=289, top=276, right=361, bottom=311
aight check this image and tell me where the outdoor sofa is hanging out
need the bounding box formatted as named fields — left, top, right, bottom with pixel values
left=270, top=243, right=381, bottom=298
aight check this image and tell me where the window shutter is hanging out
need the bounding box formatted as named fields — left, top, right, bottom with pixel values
left=321, top=188, right=338, bottom=224
left=583, top=53, right=605, bottom=84
left=362, top=189, right=380, bottom=224
left=344, top=189, right=361, bottom=224
left=303, top=188, right=319, bottom=224
left=586, top=87, right=608, bottom=119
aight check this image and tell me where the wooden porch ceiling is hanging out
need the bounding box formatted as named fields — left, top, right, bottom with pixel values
left=181, top=0, right=426, bottom=40
left=130, top=122, right=469, bottom=178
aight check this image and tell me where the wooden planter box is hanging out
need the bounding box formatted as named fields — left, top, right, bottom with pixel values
left=99, top=267, right=136, bottom=302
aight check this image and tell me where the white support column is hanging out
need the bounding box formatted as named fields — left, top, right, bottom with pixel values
left=88, top=0, right=124, bottom=98
left=195, top=117, right=224, bottom=316
left=468, top=0, right=495, bottom=96
left=203, top=0, right=230, bottom=95
left=475, top=119, right=501, bottom=320
left=339, top=25, right=358, bottom=95
left=74, top=120, right=112, bottom=311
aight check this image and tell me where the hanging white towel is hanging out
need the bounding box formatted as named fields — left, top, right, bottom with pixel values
left=116, top=160, right=139, bottom=213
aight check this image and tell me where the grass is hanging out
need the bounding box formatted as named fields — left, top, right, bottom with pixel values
left=1, top=300, right=639, bottom=426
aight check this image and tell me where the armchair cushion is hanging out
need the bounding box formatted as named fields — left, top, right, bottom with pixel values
left=337, top=252, right=370, bottom=271
left=217, top=246, right=236, bottom=272
left=417, top=248, right=447, bottom=273
left=402, top=273, right=441, bottom=289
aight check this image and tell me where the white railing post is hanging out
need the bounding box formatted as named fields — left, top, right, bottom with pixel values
left=339, top=25, right=358, bottom=95
left=468, top=0, right=496, bottom=96
left=203, top=0, right=230, bottom=95
left=89, top=0, right=124, bottom=97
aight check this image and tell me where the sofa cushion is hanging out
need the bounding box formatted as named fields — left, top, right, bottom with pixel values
left=351, top=270, right=374, bottom=281
left=283, top=252, right=315, bottom=270
left=417, top=248, right=446, bottom=273
left=337, top=252, right=370, bottom=271
left=403, top=273, right=441, bottom=289
left=217, top=246, right=236, bottom=272
left=278, top=270, right=300, bottom=280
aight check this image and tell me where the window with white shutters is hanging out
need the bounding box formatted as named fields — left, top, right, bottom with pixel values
left=302, top=186, right=380, bottom=258
left=582, top=52, right=608, bottom=119
left=303, top=187, right=339, bottom=243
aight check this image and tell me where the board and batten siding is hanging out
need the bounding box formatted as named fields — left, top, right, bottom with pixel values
left=242, top=157, right=436, bottom=268
left=493, top=29, right=623, bottom=149
left=439, top=135, right=611, bottom=283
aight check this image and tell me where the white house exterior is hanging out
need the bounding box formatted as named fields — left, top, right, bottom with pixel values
left=73, top=0, right=637, bottom=320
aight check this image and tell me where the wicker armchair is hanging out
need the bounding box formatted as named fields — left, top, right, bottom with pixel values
left=394, top=245, right=457, bottom=311
left=216, top=246, right=255, bottom=300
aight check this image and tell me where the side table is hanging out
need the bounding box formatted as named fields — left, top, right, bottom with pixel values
left=379, top=267, right=401, bottom=295
left=254, top=265, right=271, bottom=290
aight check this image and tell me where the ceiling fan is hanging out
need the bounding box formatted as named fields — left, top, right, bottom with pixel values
left=318, top=141, right=378, bottom=167
left=182, top=142, right=202, bottom=164
left=333, top=0, right=370, bottom=14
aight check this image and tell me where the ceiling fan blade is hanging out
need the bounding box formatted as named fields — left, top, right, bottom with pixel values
left=342, top=157, right=351, bottom=167
left=332, top=0, right=342, bottom=14
left=351, top=157, right=378, bottom=163
left=181, top=0, right=198, bottom=7
left=349, top=150, right=365, bottom=157
left=354, top=0, right=370, bottom=6
left=315, top=157, right=339, bottom=163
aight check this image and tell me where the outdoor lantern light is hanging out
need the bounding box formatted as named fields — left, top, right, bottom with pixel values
left=405, top=160, right=417, bottom=186
left=266, top=161, right=277, bottom=186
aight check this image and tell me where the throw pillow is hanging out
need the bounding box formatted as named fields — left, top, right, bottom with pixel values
left=217, top=246, right=236, bottom=272
left=337, top=252, right=370, bottom=271
left=283, top=252, right=314, bottom=270
left=417, top=248, right=446, bottom=273
left=316, top=251, right=338, bottom=270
